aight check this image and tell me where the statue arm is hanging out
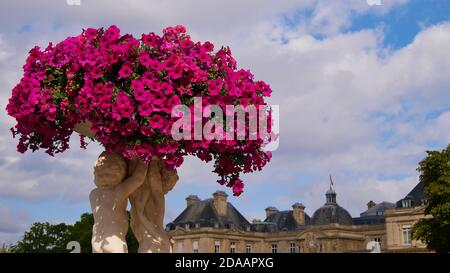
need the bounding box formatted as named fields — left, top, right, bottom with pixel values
left=116, top=160, right=148, bottom=198
left=161, top=167, right=179, bottom=194
left=149, top=160, right=164, bottom=197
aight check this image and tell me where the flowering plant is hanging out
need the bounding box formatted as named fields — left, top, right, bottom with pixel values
left=6, top=25, right=274, bottom=196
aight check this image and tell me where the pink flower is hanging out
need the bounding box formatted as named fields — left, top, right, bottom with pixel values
left=196, top=52, right=211, bottom=63
left=208, top=79, right=223, bottom=96
left=140, top=125, right=154, bottom=137
left=85, top=28, right=98, bottom=41
left=181, top=39, right=194, bottom=49
left=139, top=53, right=152, bottom=66
left=118, top=64, right=133, bottom=79
left=142, top=32, right=158, bottom=47
left=119, top=120, right=138, bottom=137
left=162, top=96, right=180, bottom=114
left=134, top=88, right=150, bottom=102
left=147, top=80, right=160, bottom=92
left=104, top=25, right=120, bottom=42
left=115, top=91, right=134, bottom=119
left=160, top=82, right=173, bottom=95
left=202, top=41, right=214, bottom=52
left=149, top=92, right=165, bottom=110
left=168, top=66, right=183, bottom=79
left=232, top=179, right=244, bottom=196
left=131, top=79, right=144, bottom=90
left=90, top=66, right=103, bottom=79
left=149, top=114, right=166, bottom=130
left=138, top=102, right=153, bottom=117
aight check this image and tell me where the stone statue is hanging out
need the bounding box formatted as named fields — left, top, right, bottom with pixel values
left=366, top=240, right=381, bottom=253
left=76, top=120, right=178, bottom=253
left=90, top=152, right=147, bottom=253
left=128, top=157, right=179, bottom=253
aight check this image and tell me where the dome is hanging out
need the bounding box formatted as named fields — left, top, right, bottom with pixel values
left=311, top=185, right=353, bottom=225
left=311, top=204, right=353, bottom=225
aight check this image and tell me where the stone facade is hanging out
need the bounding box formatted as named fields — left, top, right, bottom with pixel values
left=385, top=206, right=431, bottom=252
left=166, top=182, right=430, bottom=253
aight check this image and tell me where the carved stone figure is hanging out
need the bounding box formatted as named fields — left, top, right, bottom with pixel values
left=76, top=121, right=178, bottom=253
left=128, top=158, right=179, bottom=253
left=90, top=152, right=147, bottom=253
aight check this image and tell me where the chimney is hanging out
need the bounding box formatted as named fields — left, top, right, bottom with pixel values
left=292, top=203, right=306, bottom=225
left=367, top=200, right=376, bottom=209
left=252, top=219, right=262, bottom=224
left=265, top=206, right=279, bottom=218
left=213, top=191, right=228, bottom=216
left=186, top=195, right=200, bottom=207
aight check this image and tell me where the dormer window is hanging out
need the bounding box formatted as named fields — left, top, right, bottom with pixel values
left=402, top=199, right=412, bottom=208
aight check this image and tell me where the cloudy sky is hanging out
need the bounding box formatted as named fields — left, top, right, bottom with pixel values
left=1, top=0, right=450, bottom=244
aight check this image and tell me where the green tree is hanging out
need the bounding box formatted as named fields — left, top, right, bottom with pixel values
left=0, top=243, right=11, bottom=253
left=10, top=222, right=72, bottom=253
left=69, top=213, right=94, bottom=253
left=412, top=144, right=450, bottom=253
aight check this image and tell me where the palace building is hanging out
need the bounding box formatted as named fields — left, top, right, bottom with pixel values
left=166, top=182, right=430, bottom=253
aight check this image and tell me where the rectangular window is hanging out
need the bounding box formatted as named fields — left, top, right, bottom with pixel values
left=402, top=225, right=412, bottom=245
left=193, top=241, right=199, bottom=253
left=230, top=242, right=236, bottom=253
left=289, top=243, right=296, bottom=253
left=214, top=241, right=221, bottom=253
left=271, top=244, right=278, bottom=253
left=245, top=244, right=252, bottom=253
left=177, top=242, right=183, bottom=253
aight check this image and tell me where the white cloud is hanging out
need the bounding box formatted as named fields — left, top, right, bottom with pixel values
left=0, top=204, right=31, bottom=244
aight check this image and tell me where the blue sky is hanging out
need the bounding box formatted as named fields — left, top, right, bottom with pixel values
left=351, top=0, right=450, bottom=48
left=1, top=0, right=450, bottom=244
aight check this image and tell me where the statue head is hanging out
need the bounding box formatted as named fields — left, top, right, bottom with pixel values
left=94, top=152, right=127, bottom=188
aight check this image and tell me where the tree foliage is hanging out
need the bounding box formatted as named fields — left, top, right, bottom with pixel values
left=11, top=212, right=138, bottom=253
left=412, top=144, right=450, bottom=253
left=10, top=222, right=72, bottom=253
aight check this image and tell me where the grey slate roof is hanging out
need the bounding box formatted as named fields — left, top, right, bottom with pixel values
left=166, top=198, right=251, bottom=231
left=395, top=181, right=426, bottom=208
left=352, top=216, right=386, bottom=225
left=360, top=202, right=395, bottom=217
left=351, top=201, right=395, bottom=225
left=311, top=204, right=353, bottom=225
left=253, top=210, right=311, bottom=232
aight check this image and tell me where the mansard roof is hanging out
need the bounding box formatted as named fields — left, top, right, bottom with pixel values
left=166, top=198, right=251, bottom=231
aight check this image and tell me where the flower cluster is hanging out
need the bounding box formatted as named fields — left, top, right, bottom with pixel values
left=6, top=25, right=274, bottom=196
